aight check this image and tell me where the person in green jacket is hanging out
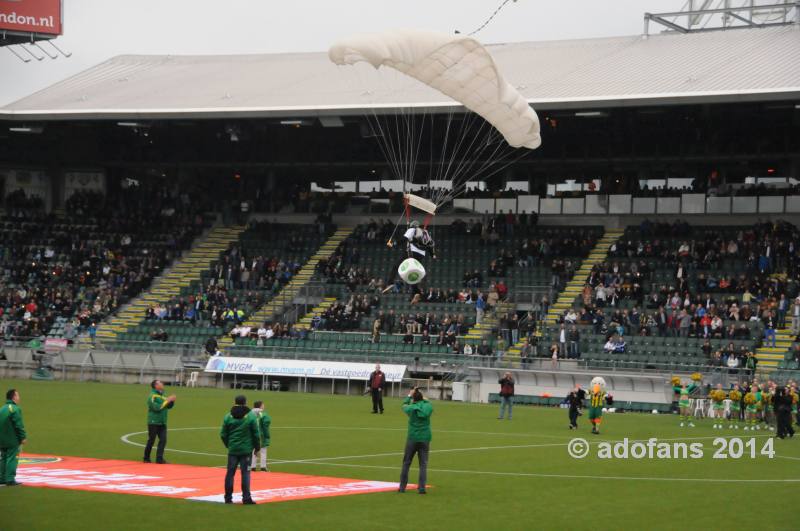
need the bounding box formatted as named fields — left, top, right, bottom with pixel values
left=250, top=400, right=271, bottom=472
left=220, top=395, right=260, bottom=505
left=398, top=387, right=433, bottom=494
left=143, top=380, right=176, bottom=464
left=1, top=389, right=27, bottom=486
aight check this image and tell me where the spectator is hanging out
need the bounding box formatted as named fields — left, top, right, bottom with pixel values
left=793, top=296, right=800, bottom=336
left=558, top=324, right=567, bottom=356
left=205, top=337, right=218, bottom=356
left=567, top=326, right=580, bottom=359
left=477, top=340, right=493, bottom=358
left=371, top=318, right=381, bottom=344
left=764, top=311, right=777, bottom=348
left=475, top=292, right=486, bottom=324
left=520, top=339, right=533, bottom=367
left=495, top=335, right=507, bottom=359
left=549, top=343, right=559, bottom=368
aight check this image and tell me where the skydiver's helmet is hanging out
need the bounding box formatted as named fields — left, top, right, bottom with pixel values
left=409, top=220, right=420, bottom=228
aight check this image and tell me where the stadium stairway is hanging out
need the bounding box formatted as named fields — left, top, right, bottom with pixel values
left=92, top=225, right=245, bottom=343
left=504, top=228, right=625, bottom=360
left=462, top=301, right=514, bottom=343
left=294, top=298, right=339, bottom=331
left=544, top=228, right=625, bottom=325
left=218, top=226, right=354, bottom=350
left=755, top=327, right=794, bottom=373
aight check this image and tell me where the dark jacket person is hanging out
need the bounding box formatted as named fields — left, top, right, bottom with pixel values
left=220, top=395, right=261, bottom=504
left=774, top=387, right=795, bottom=439
left=368, top=364, right=386, bottom=414
left=498, top=372, right=515, bottom=420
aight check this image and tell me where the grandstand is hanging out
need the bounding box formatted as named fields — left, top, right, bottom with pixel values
left=1, top=7, right=800, bottom=399
left=2, top=1, right=800, bottom=529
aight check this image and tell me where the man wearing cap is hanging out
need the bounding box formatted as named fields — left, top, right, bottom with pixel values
left=143, top=380, right=176, bottom=464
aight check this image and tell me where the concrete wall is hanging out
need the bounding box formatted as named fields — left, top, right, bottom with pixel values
left=465, top=366, right=673, bottom=404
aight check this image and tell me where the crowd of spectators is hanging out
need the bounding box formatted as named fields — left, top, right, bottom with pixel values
left=4, top=189, right=45, bottom=219
left=1, top=182, right=207, bottom=340
left=228, top=322, right=308, bottom=344
left=552, top=220, right=800, bottom=367
left=145, top=288, right=266, bottom=330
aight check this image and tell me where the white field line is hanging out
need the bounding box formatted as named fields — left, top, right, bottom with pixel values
left=278, top=461, right=800, bottom=483
left=119, top=426, right=800, bottom=481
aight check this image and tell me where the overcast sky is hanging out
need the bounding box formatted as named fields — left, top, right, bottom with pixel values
left=0, top=0, right=685, bottom=106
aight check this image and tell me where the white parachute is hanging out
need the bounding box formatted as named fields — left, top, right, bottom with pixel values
left=329, top=29, right=541, bottom=211
left=329, top=29, right=540, bottom=150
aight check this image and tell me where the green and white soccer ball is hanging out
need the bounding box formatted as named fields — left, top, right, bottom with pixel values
left=398, top=258, right=426, bottom=285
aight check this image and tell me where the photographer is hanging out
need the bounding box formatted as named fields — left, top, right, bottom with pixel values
left=398, top=387, right=433, bottom=494
left=497, top=372, right=514, bottom=420
left=566, top=384, right=585, bottom=430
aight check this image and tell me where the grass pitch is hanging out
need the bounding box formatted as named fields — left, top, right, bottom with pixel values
left=0, top=378, right=797, bottom=531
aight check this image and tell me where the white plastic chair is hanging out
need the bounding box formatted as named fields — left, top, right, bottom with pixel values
left=187, top=371, right=199, bottom=388
left=691, top=398, right=708, bottom=418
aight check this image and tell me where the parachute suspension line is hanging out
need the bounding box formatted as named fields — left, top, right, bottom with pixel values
left=441, top=114, right=498, bottom=197
left=413, top=108, right=428, bottom=189
left=430, top=109, right=458, bottom=206
left=465, top=0, right=517, bottom=36
left=333, top=65, right=404, bottom=187
left=444, top=111, right=506, bottom=205
left=448, top=126, right=508, bottom=191
left=444, top=142, right=513, bottom=204
left=386, top=208, right=408, bottom=248
left=440, top=147, right=531, bottom=205
left=434, top=112, right=501, bottom=206
left=433, top=110, right=482, bottom=206
left=364, top=112, right=403, bottom=188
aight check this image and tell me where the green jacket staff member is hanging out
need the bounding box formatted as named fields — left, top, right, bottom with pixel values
left=143, top=380, right=176, bottom=464
left=1, top=389, right=27, bottom=486
left=250, top=401, right=272, bottom=472
left=398, top=387, right=433, bottom=494
left=220, top=395, right=261, bottom=505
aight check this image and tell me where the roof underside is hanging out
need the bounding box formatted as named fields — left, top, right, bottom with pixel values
left=2, top=25, right=799, bottom=120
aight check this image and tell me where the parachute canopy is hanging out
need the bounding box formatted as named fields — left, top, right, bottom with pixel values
left=329, top=29, right=541, bottom=150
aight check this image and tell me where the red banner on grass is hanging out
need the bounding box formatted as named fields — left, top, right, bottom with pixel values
left=17, top=454, right=402, bottom=504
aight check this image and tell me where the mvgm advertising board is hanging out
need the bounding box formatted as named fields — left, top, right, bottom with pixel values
left=205, top=356, right=407, bottom=382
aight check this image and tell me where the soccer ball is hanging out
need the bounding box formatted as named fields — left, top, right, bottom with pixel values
left=590, top=376, right=607, bottom=392
left=398, top=258, right=426, bottom=285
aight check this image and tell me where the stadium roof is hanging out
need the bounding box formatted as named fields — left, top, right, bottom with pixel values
left=2, top=25, right=799, bottom=121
